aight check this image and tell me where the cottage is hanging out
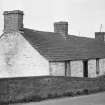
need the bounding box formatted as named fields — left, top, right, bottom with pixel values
left=0, top=10, right=105, bottom=78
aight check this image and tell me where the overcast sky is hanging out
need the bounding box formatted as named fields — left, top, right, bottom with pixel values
left=0, top=0, right=105, bottom=37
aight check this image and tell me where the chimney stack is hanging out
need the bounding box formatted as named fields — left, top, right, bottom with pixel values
left=3, top=10, right=24, bottom=32
left=54, top=21, right=68, bottom=38
left=95, top=32, right=105, bottom=41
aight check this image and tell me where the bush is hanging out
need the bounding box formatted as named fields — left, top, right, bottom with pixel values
left=47, top=93, right=58, bottom=99
left=83, top=89, right=89, bottom=95
left=76, top=91, right=82, bottom=95
left=63, top=91, right=74, bottom=97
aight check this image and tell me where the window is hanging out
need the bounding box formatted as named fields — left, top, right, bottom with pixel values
left=96, top=58, right=99, bottom=75
left=83, top=60, right=88, bottom=77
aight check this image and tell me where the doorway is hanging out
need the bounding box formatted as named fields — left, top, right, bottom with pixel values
left=83, top=60, right=88, bottom=77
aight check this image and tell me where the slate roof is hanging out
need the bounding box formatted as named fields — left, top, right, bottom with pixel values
left=22, top=28, right=105, bottom=61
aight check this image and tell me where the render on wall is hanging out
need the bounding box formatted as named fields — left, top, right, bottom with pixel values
left=0, top=32, right=49, bottom=77
left=49, top=62, right=65, bottom=76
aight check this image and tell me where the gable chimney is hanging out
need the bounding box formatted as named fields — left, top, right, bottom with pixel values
left=3, top=10, right=24, bottom=32
left=54, top=21, right=68, bottom=38
left=95, top=32, right=105, bottom=41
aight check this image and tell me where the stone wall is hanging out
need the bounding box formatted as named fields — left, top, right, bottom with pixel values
left=49, top=62, right=65, bottom=76
left=0, top=32, right=49, bottom=77
left=1, top=76, right=105, bottom=104
left=88, top=59, right=97, bottom=78
left=70, top=60, right=83, bottom=77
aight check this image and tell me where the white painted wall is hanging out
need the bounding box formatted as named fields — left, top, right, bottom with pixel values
left=99, top=58, right=105, bottom=76
left=88, top=59, right=97, bottom=78
left=49, top=62, right=65, bottom=76
left=0, top=32, right=49, bottom=77
left=71, top=60, right=83, bottom=77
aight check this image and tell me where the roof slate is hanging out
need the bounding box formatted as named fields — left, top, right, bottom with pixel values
left=22, top=28, right=105, bottom=61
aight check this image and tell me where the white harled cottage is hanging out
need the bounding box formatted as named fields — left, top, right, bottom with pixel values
left=0, top=10, right=105, bottom=78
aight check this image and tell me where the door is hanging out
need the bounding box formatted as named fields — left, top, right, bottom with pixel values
left=83, top=60, right=88, bottom=77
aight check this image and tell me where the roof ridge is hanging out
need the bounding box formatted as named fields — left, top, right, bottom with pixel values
left=24, top=28, right=96, bottom=40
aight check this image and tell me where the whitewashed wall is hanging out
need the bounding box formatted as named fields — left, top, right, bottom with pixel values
left=49, top=62, right=65, bottom=76
left=88, top=59, right=97, bottom=77
left=70, top=60, right=83, bottom=77
left=0, top=32, right=49, bottom=78
left=99, top=59, right=105, bottom=76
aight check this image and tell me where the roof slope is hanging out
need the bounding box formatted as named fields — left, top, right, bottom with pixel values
left=22, top=28, right=105, bottom=61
